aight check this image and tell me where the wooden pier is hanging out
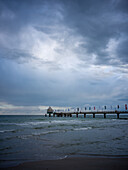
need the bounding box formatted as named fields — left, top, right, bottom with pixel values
left=47, top=111, right=128, bottom=119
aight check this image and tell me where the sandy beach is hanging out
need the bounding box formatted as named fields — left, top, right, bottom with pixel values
left=4, top=157, right=128, bottom=170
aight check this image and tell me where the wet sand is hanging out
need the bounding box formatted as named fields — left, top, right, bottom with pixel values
left=4, top=157, right=128, bottom=170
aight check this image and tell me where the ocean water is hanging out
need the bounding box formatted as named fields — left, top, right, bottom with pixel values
left=0, top=115, right=128, bottom=168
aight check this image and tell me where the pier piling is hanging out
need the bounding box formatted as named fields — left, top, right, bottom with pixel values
left=93, top=113, right=95, bottom=118
left=117, top=113, right=120, bottom=119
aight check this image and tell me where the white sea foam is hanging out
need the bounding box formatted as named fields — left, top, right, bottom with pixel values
left=0, top=129, right=16, bottom=133
left=15, top=122, right=50, bottom=126
left=59, top=155, right=68, bottom=160
left=51, top=120, right=81, bottom=124
left=74, top=127, right=92, bottom=131
left=17, top=135, right=32, bottom=139
left=32, top=130, right=60, bottom=136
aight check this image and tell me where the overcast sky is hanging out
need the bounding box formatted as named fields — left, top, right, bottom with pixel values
left=0, top=0, right=128, bottom=114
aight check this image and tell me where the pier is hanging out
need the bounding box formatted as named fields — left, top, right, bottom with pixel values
left=47, top=111, right=128, bottom=119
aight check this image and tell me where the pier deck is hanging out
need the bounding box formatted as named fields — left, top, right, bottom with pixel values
left=47, top=111, right=128, bottom=118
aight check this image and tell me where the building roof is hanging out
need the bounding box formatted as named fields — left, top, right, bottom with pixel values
left=47, top=106, right=53, bottom=113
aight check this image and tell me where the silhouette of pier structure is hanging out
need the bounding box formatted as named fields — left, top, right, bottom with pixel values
left=47, top=107, right=128, bottom=119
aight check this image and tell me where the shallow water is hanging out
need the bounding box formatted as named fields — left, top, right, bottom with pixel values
left=0, top=115, right=128, bottom=167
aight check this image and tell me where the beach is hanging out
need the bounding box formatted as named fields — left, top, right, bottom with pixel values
left=4, top=157, right=128, bottom=170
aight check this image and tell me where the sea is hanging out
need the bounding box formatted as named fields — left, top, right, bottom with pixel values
left=0, top=114, right=128, bottom=168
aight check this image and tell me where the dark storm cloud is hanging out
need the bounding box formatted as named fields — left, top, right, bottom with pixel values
left=0, top=0, right=128, bottom=66
left=0, top=47, right=36, bottom=63
left=118, top=98, right=128, bottom=102
left=116, top=38, right=128, bottom=63
left=61, top=0, right=128, bottom=66
left=116, top=0, right=128, bottom=13
left=0, top=0, right=62, bottom=33
left=0, top=0, right=64, bottom=63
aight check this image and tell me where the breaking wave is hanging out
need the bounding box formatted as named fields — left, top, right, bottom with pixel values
left=0, top=129, right=17, bottom=133
left=73, top=127, right=92, bottom=131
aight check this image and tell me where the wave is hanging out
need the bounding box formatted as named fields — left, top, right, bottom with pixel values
left=73, top=153, right=128, bottom=158
left=59, top=155, right=68, bottom=160
left=0, top=147, right=12, bottom=151
left=54, top=142, right=81, bottom=149
left=18, top=127, right=92, bottom=140
left=32, top=130, right=60, bottom=136
left=0, top=129, right=17, bottom=133
left=73, top=127, right=92, bottom=131
left=17, top=135, right=32, bottom=139
left=0, top=121, right=50, bottom=127
left=0, top=122, right=28, bottom=126
left=0, top=123, right=17, bottom=126
left=0, top=119, right=84, bottom=127
left=51, top=120, right=82, bottom=124
left=34, top=126, right=45, bottom=129
left=17, top=130, right=61, bottom=139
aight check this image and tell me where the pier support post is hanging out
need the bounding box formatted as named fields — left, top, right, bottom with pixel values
left=117, top=113, right=120, bottom=119
left=64, top=114, right=66, bottom=117
left=93, top=113, right=95, bottom=118
left=49, top=114, right=51, bottom=117
left=104, top=113, right=106, bottom=118
left=70, top=114, right=72, bottom=117
left=84, top=113, right=86, bottom=118
left=76, top=113, right=78, bottom=118
left=53, top=113, right=55, bottom=117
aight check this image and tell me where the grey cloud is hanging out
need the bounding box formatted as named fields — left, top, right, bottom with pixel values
left=35, top=26, right=54, bottom=34
left=116, top=39, right=128, bottom=64
left=116, top=0, right=128, bottom=13
left=118, top=98, right=128, bottom=102
left=0, top=0, right=63, bottom=33
left=61, top=0, right=128, bottom=66
left=0, top=47, right=36, bottom=63
left=0, top=47, right=60, bottom=70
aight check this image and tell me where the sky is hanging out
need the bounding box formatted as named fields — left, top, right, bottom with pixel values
left=0, top=0, right=128, bottom=114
